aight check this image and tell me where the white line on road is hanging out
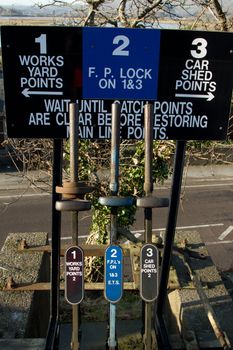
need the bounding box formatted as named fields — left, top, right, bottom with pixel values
left=182, top=183, right=233, bottom=188
left=0, top=179, right=233, bottom=199
left=0, top=192, right=50, bottom=199
left=130, top=223, right=224, bottom=233
left=55, top=223, right=223, bottom=241
left=206, top=240, right=233, bottom=245
left=218, top=225, right=233, bottom=241
left=159, top=182, right=233, bottom=190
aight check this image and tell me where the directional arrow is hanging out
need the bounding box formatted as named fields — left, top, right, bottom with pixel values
left=175, top=91, right=215, bottom=101
left=22, top=88, right=63, bottom=98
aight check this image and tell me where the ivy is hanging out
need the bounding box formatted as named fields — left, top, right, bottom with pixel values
left=65, top=138, right=174, bottom=281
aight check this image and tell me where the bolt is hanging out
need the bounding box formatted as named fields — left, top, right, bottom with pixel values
left=18, top=239, right=28, bottom=251
left=6, top=276, right=16, bottom=290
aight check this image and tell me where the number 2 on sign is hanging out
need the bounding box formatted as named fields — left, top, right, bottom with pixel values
left=110, top=248, right=117, bottom=258
left=112, top=35, right=129, bottom=57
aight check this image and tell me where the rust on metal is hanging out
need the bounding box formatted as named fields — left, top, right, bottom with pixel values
left=17, top=238, right=28, bottom=251
left=4, top=281, right=136, bottom=291
left=5, top=276, right=16, bottom=290
left=17, top=243, right=136, bottom=257
left=56, top=181, right=93, bottom=199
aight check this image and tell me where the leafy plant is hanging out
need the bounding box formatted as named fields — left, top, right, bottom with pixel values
left=65, top=138, right=174, bottom=281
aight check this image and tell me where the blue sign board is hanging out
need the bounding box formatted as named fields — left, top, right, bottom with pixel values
left=105, top=245, right=123, bottom=303
left=83, top=27, right=161, bottom=100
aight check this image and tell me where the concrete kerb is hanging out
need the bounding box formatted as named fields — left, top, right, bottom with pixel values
left=182, top=164, right=233, bottom=180
left=0, top=169, right=51, bottom=192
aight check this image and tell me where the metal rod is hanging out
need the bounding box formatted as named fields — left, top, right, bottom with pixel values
left=144, top=302, right=152, bottom=350
left=156, top=140, right=186, bottom=315
left=144, top=103, right=153, bottom=196
left=110, top=102, right=120, bottom=196
left=108, top=303, right=117, bottom=349
left=143, top=104, right=154, bottom=350
left=154, top=314, right=171, bottom=350
left=108, top=102, right=121, bottom=349
left=44, top=138, right=63, bottom=350
left=144, top=104, right=153, bottom=244
left=155, top=140, right=186, bottom=348
left=69, top=102, right=80, bottom=350
left=69, top=103, right=79, bottom=184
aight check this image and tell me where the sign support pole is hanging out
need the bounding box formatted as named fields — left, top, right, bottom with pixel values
left=45, top=138, right=63, bottom=350
left=144, top=104, right=153, bottom=243
left=108, top=102, right=120, bottom=350
left=69, top=103, right=80, bottom=350
left=100, top=103, right=132, bottom=348
left=155, top=140, right=186, bottom=348
left=143, top=104, right=155, bottom=350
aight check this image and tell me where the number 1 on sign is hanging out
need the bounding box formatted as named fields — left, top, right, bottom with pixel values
left=35, top=34, right=47, bottom=54
left=71, top=250, right=76, bottom=260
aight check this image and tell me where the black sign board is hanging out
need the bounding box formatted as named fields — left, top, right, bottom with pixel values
left=140, top=244, right=159, bottom=302
left=1, top=26, right=233, bottom=140
left=65, top=246, right=84, bottom=305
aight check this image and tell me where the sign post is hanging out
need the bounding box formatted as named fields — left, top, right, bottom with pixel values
left=105, top=245, right=123, bottom=304
left=140, top=244, right=159, bottom=303
left=65, top=246, right=84, bottom=305
left=105, top=245, right=123, bottom=349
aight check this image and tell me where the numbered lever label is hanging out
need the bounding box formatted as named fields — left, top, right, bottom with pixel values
left=105, top=245, right=123, bottom=303
left=140, top=243, right=159, bottom=302
left=65, top=246, right=84, bottom=305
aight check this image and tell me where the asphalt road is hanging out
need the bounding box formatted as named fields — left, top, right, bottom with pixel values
left=0, top=169, right=233, bottom=272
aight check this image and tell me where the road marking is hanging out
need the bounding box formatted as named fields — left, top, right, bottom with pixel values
left=182, top=183, right=233, bottom=188
left=159, top=182, right=233, bottom=190
left=130, top=223, right=224, bottom=234
left=218, top=225, right=233, bottom=241
left=0, top=192, right=50, bottom=199
left=206, top=240, right=233, bottom=245
left=0, top=180, right=233, bottom=199
left=56, top=223, right=223, bottom=241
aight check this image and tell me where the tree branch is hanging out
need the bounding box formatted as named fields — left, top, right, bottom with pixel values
left=131, top=0, right=163, bottom=28
left=210, top=0, right=228, bottom=31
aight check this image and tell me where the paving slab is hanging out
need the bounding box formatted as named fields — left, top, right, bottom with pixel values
left=0, top=232, right=49, bottom=338
left=166, top=230, right=233, bottom=347
left=60, top=319, right=142, bottom=350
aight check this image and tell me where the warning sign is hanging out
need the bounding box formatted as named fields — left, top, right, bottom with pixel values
left=1, top=26, right=233, bottom=140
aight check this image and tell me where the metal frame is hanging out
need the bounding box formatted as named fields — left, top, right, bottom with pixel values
left=155, top=140, right=186, bottom=349
left=44, top=139, right=63, bottom=350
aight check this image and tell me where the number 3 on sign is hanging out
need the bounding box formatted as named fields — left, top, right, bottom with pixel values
left=191, top=38, right=207, bottom=59
left=146, top=247, right=153, bottom=257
